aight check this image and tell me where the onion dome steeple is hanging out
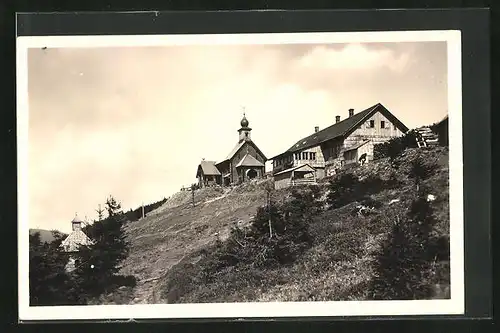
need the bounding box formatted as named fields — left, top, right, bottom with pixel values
left=237, top=109, right=252, bottom=143
left=240, top=113, right=249, bottom=128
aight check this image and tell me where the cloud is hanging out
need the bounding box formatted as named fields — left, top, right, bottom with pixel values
left=26, top=42, right=447, bottom=233
left=296, top=43, right=411, bottom=73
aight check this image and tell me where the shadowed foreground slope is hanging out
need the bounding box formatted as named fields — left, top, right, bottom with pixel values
left=109, top=180, right=283, bottom=304
left=100, top=147, right=449, bottom=304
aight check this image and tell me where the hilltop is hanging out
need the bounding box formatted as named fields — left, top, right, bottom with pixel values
left=95, top=146, right=450, bottom=305
left=29, top=229, right=67, bottom=243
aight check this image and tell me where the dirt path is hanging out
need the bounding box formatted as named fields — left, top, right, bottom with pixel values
left=116, top=180, right=271, bottom=304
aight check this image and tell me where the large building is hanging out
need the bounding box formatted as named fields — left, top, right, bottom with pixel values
left=270, top=103, right=409, bottom=186
left=196, top=114, right=267, bottom=188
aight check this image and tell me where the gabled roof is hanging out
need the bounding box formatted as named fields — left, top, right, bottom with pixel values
left=235, top=154, right=265, bottom=168
left=270, top=103, right=409, bottom=159
left=274, top=163, right=315, bottom=176
left=223, top=141, right=246, bottom=162
left=196, top=160, right=221, bottom=177
left=217, top=140, right=268, bottom=165
left=61, top=230, right=93, bottom=252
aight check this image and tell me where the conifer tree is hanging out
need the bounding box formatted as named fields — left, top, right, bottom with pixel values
left=369, top=194, right=437, bottom=300
left=29, top=232, right=82, bottom=305
left=73, top=195, right=134, bottom=299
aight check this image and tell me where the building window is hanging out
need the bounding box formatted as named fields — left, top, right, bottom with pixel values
left=302, top=152, right=308, bottom=160
left=294, top=152, right=301, bottom=160
left=393, top=124, right=397, bottom=130
left=381, top=121, right=385, bottom=128
left=310, top=152, right=316, bottom=160
left=370, top=120, right=375, bottom=128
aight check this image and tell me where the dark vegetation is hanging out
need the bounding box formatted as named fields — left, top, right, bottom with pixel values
left=29, top=134, right=450, bottom=304
left=373, top=129, right=418, bottom=161
left=29, top=232, right=81, bottom=305
left=163, top=145, right=450, bottom=302
left=368, top=158, right=449, bottom=300
left=326, top=173, right=401, bottom=209
left=124, top=198, right=168, bottom=223
left=163, top=186, right=322, bottom=303
left=29, top=195, right=136, bottom=306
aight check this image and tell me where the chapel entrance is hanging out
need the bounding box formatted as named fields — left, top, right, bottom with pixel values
left=247, top=169, right=258, bottom=179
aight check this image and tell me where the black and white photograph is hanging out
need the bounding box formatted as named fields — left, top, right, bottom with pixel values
left=17, top=29, right=464, bottom=320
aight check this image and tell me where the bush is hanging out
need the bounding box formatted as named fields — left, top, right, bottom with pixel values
left=74, top=196, right=136, bottom=301
left=327, top=173, right=392, bottom=209
left=408, top=157, right=437, bottom=192
left=29, top=232, right=85, bottom=305
left=373, top=130, right=418, bottom=161
left=368, top=193, right=446, bottom=300
left=163, top=187, right=322, bottom=303
left=327, top=173, right=361, bottom=209
left=124, top=197, right=168, bottom=222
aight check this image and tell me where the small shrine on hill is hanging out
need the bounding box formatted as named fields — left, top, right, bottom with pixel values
left=60, top=213, right=93, bottom=272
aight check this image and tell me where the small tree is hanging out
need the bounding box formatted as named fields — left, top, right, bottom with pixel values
left=264, top=180, right=275, bottom=238
left=95, top=204, right=106, bottom=222
left=327, top=173, right=360, bottom=209
left=369, top=194, right=438, bottom=300
left=408, top=157, right=436, bottom=192
left=373, top=130, right=418, bottom=162
left=29, top=232, right=83, bottom=305
left=74, top=195, right=135, bottom=299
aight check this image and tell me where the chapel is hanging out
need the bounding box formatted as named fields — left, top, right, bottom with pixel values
left=196, top=114, right=267, bottom=187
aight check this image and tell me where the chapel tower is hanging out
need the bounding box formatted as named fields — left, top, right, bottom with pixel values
left=238, top=113, right=252, bottom=143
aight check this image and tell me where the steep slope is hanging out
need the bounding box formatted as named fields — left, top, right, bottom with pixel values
left=102, top=146, right=449, bottom=304
left=115, top=180, right=283, bottom=304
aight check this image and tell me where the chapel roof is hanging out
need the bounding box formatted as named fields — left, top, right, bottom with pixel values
left=235, top=154, right=265, bottom=168
left=196, top=160, right=222, bottom=177
left=61, top=230, right=93, bottom=252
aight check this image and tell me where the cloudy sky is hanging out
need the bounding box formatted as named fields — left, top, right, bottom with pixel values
left=27, top=40, right=448, bottom=233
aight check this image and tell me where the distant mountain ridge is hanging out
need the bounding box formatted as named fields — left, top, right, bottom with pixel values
left=29, top=229, right=67, bottom=243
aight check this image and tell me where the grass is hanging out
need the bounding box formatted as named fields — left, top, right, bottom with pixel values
left=111, top=147, right=450, bottom=304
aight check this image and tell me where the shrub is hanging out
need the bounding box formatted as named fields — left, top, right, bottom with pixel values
left=163, top=187, right=322, bottom=303
left=373, top=130, right=418, bottom=161
left=327, top=173, right=392, bottom=209
left=74, top=196, right=136, bottom=301
left=327, top=173, right=361, bottom=209
left=29, top=232, right=85, bottom=305
left=408, top=157, right=437, bottom=192
left=368, top=193, right=444, bottom=300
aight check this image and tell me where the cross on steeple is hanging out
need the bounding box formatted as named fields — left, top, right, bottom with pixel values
left=238, top=107, right=251, bottom=142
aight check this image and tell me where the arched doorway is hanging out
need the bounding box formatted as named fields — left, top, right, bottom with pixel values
left=247, top=169, right=258, bottom=179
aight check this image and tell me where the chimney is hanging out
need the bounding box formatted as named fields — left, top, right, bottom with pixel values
left=335, top=116, right=340, bottom=123
left=349, top=108, right=354, bottom=117
left=314, top=126, right=319, bottom=133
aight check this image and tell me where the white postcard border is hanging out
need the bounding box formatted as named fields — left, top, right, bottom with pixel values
left=17, top=30, right=464, bottom=321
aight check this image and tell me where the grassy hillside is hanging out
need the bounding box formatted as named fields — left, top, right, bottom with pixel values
left=100, top=146, right=450, bottom=305
left=29, top=229, right=67, bottom=243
